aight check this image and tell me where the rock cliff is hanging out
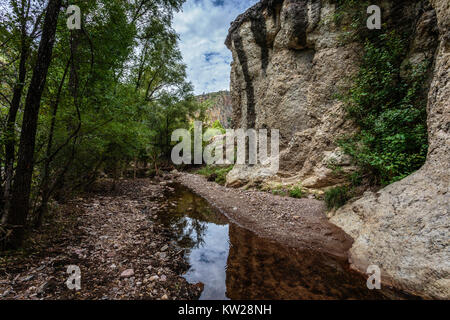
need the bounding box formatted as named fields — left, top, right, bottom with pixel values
left=226, top=0, right=449, bottom=298
left=226, top=0, right=361, bottom=188
left=196, top=91, right=233, bottom=128
left=330, top=0, right=449, bottom=299
left=225, top=0, right=439, bottom=190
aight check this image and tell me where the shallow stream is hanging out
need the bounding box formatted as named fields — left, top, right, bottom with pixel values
left=154, top=184, right=413, bottom=300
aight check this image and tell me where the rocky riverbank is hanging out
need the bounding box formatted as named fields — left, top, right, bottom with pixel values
left=176, top=172, right=352, bottom=259
left=0, top=179, right=202, bottom=300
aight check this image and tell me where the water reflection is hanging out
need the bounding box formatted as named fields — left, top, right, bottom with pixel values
left=155, top=184, right=411, bottom=300
left=184, top=222, right=230, bottom=300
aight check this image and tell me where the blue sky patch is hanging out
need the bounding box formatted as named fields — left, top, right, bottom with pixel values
left=173, top=0, right=259, bottom=94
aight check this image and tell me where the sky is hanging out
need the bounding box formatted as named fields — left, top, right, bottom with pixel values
left=173, top=0, right=259, bottom=95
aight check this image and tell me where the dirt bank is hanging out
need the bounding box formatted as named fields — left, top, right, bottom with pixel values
left=176, top=173, right=353, bottom=259
left=0, top=179, right=202, bottom=300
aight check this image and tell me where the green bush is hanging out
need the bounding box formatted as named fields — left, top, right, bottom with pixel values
left=325, top=186, right=351, bottom=210
left=211, top=120, right=226, bottom=134
left=196, top=165, right=233, bottom=185
left=271, top=185, right=287, bottom=196
left=289, top=186, right=304, bottom=199
left=339, top=32, right=430, bottom=186
left=349, top=171, right=362, bottom=187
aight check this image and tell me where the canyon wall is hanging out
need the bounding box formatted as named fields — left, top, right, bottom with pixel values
left=196, top=91, right=233, bottom=128
left=330, top=0, right=449, bottom=299
left=226, top=0, right=449, bottom=298
left=225, top=0, right=438, bottom=190
left=226, top=0, right=360, bottom=188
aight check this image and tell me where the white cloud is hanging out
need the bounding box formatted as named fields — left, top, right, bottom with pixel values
left=173, top=0, right=259, bottom=95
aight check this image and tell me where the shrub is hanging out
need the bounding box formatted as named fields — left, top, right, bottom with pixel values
left=325, top=186, right=351, bottom=210
left=339, top=32, right=430, bottom=186
left=349, top=171, right=362, bottom=187
left=196, top=165, right=233, bottom=185
left=211, top=120, right=226, bottom=134
left=289, top=186, right=304, bottom=199
left=271, top=185, right=287, bottom=196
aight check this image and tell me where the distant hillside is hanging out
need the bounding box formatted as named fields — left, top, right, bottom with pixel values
left=196, top=91, right=233, bottom=128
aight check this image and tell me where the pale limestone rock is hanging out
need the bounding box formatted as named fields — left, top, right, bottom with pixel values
left=330, top=0, right=450, bottom=299
left=226, top=0, right=362, bottom=189
left=225, top=0, right=439, bottom=191
left=120, top=269, right=134, bottom=278
left=226, top=0, right=448, bottom=298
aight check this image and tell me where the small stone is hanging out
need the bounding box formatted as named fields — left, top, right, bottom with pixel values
left=159, top=252, right=167, bottom=259
left=159, top=275, right=167, bottom=282
left=21, top=275, right=34, bottom=282
left=120, top=269, right=134, bottom=278
left=161, top=294, right=168, bottom=300
left=35, top=265, right=45, bottom=272
left=2, top=289, right=11, bottom=297
left=149, top=275, right=159, bottom=281
left=160, top=245, right=169, bottom=252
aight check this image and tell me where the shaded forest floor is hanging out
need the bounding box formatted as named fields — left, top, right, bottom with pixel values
left=0, top=178, right=202, bottom=300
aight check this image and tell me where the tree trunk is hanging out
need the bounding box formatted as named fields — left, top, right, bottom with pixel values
left=35, top=58, right=70, bottom=228
left=2, top=4, right=31, bottom=224
left=5, top=0, right=62, bottom=249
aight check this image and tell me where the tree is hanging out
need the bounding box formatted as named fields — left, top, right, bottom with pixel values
left=1, top=0, right=44, bottom=222
left=5, top=0, right=62, bottom=248
left=0, top=0, right=201, bottom=249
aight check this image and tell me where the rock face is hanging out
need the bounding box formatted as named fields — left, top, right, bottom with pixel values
left=226, top=0, right=360, bottom=188
left=226, top=0, right=449, bottom=298
left=330, top=0, right=449, bottom=299
left=225, top=0, right=438, bottom=190
left=196, top=91, right=233, bottom=128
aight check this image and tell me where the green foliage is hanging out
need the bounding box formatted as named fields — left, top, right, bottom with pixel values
left=196, top=165, right=234, bottom=185
left=289, top=185, right=304, bottom=199
left=324, top=186, right=351, bottom=210
left=270, top=184, right=305, bottom=198
left=0, top=0, right=199, bottom=224
left=349, top=171, right=362, bottom=187
left=327, top=158, right=344, bottom=175
left=333, top=0, right=371, bottom=43
left=211, top=120, right=226, bottom=134
left=339, top=32, right=430, bottom=186
left=214, top=166, right=234, bottom=185
left=271, top=185, right=287, bottom=196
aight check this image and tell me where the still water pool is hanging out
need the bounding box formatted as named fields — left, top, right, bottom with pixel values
left=154, top=184, right=412, bottom=300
